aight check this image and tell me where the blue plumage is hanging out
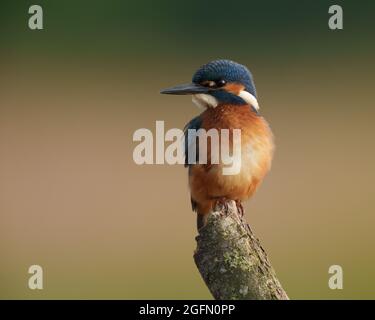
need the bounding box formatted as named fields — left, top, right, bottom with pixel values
left=192, top=59, right=257, bottom=97
left=183, top=116, right=202, bottom=167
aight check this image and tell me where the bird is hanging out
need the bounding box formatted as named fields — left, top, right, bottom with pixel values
left=161, top=59, right=274, bottom=230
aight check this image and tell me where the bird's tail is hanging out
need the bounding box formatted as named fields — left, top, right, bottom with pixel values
left=191, top=197, right=212, bottom=231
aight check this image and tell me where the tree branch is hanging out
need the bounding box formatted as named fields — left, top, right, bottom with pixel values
left=193, top=201, right=289, bottom=300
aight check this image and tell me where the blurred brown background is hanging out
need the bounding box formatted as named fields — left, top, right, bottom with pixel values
left=1, top=0, right=375, bottom=299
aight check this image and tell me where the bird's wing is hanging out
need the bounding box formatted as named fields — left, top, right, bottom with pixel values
left=183, top=116, right=202, bottom=167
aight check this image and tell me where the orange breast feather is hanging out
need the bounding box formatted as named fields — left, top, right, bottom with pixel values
left=189, top=105, right=274, bottom=215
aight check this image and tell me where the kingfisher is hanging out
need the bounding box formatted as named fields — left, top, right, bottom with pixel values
left=161, top=59, right=274, bottom=230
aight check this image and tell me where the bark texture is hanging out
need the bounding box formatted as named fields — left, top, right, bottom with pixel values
left=194, top=201, right=289, bottom=300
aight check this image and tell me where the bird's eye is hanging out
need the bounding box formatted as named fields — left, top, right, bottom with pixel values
left=216, top=79, right=226, bottom=87
left=201, top=80, right=226, bottom=88
left=202, top=81, right=216, bottom=88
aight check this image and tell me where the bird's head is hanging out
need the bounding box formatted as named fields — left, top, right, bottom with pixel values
left=161, top=59, right=259, bottom=111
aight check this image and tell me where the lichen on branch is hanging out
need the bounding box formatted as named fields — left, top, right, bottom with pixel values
left=194, top=201, right=288, bottom=300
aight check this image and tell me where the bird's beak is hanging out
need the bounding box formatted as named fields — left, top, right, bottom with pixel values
left=160, top=83, right=209, bottom=95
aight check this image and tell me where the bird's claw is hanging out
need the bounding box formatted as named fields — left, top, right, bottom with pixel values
left=216, top=197, right=229, bottom=212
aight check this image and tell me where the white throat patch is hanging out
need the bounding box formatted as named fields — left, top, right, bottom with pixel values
left=192, top=94, right=218, bottom=109
left=192, top=91, right=259, bottom=110
left=238, top=90, right=259, bottom=110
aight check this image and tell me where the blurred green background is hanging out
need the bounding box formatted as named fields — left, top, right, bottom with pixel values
left=1, top=0, right=375, bottom=299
